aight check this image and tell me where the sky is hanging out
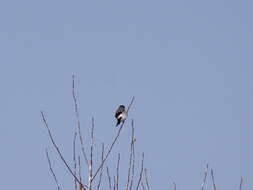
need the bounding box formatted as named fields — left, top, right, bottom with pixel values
left=0, top=0, right=252, bottom=189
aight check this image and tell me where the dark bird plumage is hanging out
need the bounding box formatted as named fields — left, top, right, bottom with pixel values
left=115, top=105, right=127, bottom=127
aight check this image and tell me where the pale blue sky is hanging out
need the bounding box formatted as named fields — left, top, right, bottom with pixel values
left=0, top=0, right=252, bottom=189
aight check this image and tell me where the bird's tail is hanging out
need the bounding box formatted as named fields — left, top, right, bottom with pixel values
left=116, top=119, right=121, bottom=127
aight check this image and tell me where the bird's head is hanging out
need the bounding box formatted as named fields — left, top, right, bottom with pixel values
left=119, top=105, right=125, bottom=109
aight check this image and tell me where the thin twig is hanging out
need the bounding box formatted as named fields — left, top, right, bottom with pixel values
left=89, top=117, right=95, bottom=190
left=173, top=182, right=176, bottom=190
left=127, top=97, right=135, bottom=113
left=92, top=122, right=123, bottom=181
left=78, top=156, right=82, bottom=182
left=107, top=166, right=112, bottom=190
left=141, top=182, right=145, bottom=190
left=113, top=176, right=117, bottom=190
left=126, top=119, right=135, bottom=190
left=45, top=149, right=61, bottom=190
left=201, top=164, right=209, bottom=190
left=116, top=153, right=121, bottom=190
left=73, top=132, right=78, bottom=190
left=211, top=169, right=217, bottom=190
left=136, top=153, right=144, bottom=190
left=41, top=111, right=87, bottom=189
left=78, top=156, right=84, bottom=190
left=72, top=74, right=90, bottom=168
left=91, top=97, right=135, bottom=182
left=141, top=180, right=146, bottom=190
left=129, top=120, right=136, bottom=190
left=97, top=143, right=105, bottom=190
left=239, top=177, right=243, bottom=190
left=141, top=174, right=146, bottom=190
left=144, top=169, right=150, bottom=190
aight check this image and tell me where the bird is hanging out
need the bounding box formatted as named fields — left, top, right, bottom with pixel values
left=115, top=105, right=128, bottom=127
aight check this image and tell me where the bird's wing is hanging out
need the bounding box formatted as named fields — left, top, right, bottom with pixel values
left=115, top=110, right=122, bottom=118
left=115, top=106, right=125, bottom=118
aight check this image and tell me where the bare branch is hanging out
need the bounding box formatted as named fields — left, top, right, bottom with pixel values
left=141, top=182, right=145, bottom=190
left=141, top=173, right=147, bottom=190
left=129, top=120, right=136, bottom=190
left=89, top=117, right=95, bottom=190
left=45, top=148, right=61, bottom=190
left=78, top=156, right=82, bottom=183
left=41, top=111, right=88, bottom=189
left=116, top=153, right=121, bottom=190
left=136, top=153, right=144, bottom=190
left=72, top=74, right=90, bottom=168
left=92, top=122, right=123, bottom=182
left=78, top=156, right=85, bottom=190
left=144, top=169, right=150, bottom=190
left=239, top=177, right=243, bottom=190
left=201, top=164, right=209, bottom=190
left=211, top=169, right=217, bottom=190
left=73, top=132, right=78, bottom=190
left=106, top=166, right=112, bottom=190
left=126, top=119, right=135, bottom=190
left=127, top=97, right=135, bottom=113
left=113, top=176, right=116, bottom=190
left=91, top=97, right=135, bottom=182
left=173, top=182, right=176, bottom=190
left=96, top=143, right=105, bottom=190
left=80, top=183, right=83, bottom=190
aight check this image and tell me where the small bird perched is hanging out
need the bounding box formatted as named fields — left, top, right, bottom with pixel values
left=115, top=105, right=128, bottom=127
